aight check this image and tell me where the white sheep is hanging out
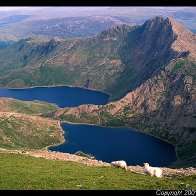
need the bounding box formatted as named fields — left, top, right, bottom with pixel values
left=111, top=160, right=128, bottom=170
left=143, top=163, right=163, bottom=178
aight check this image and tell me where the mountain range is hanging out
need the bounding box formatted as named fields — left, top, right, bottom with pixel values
left=0, top=7, right=196, bottom=41
left=0, top=16, right=195, bottom=167
left=0, top=16, right=195, bottom=100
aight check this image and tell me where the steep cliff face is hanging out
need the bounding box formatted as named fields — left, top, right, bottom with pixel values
left=108, top=16, right=196, bottom=98
left=131, top=16, right=196, bottom=59
left=169, top=17, right=196, bottom=59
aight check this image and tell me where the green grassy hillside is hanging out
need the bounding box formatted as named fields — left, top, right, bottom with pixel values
left=0, top=97, right=59, bottom=115
left=0, top=98, right=62, bottom=149
left=0, top=112, right=63, bottom=149
left=0, top=153, right=195, bottom=190
left=0, top=28, right=130, bottom=100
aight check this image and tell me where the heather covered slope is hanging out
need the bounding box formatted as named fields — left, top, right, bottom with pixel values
left=0, top=17, right=195, bottom=100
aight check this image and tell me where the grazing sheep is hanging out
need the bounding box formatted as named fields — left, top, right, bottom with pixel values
left=143, top=163, right=163, bottom=178
left=111, top=160, right=128, bottom=170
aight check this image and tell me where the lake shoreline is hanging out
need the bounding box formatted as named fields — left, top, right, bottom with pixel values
left=0, top=85, right=110, bottom=108
left=61, top=120, right=177, bottom=147
left=48, top=120, right=178, bottom=167
left=43, top=120, right=66, bottom=151
left=62, top=120, right=179, bottom=166
left=0, top=84, right=111, bottom=98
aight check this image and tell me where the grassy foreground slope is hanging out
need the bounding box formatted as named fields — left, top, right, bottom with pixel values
left=0, top=153, right=195, bottom=190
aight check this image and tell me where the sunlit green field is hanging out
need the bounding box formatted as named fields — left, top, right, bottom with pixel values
left=0, top=153, right=195, bottom=190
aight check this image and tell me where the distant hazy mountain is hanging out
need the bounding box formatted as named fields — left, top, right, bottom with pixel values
left=29, top=16, right=125, bottom=39
left=0, top=7, right=195, bottom=41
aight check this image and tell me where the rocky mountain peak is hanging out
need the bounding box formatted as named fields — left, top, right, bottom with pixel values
left=136, top=16, right=196, bottom=59
left=166, top=16, right=192, bottom=34
left=97, top=24, right=134, bottom=40
left=143, top=16, right=194, bottom=38
left=144, top=16, right=168, bottom=27
left=166, top=17, right=196, bottom=59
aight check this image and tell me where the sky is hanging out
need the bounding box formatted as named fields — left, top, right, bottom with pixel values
left=0, top=7, right=109, bottom=11
left=0, top=7, right=37, bottom=11
left=0, top=7, right=192, bottom=11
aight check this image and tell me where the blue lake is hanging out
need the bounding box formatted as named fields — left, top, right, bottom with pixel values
left=0, top=86, right=177, bottom=166
left=0, top=86, right=109, bottom=107
left=49, top=123, right=177, bottom=167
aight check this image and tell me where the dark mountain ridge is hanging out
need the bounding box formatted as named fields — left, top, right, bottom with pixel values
left=0, top=16, right=195, bottom=101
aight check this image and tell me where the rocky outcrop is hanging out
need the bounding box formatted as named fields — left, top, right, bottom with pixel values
left=96, top=24, right=135, bottom=40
